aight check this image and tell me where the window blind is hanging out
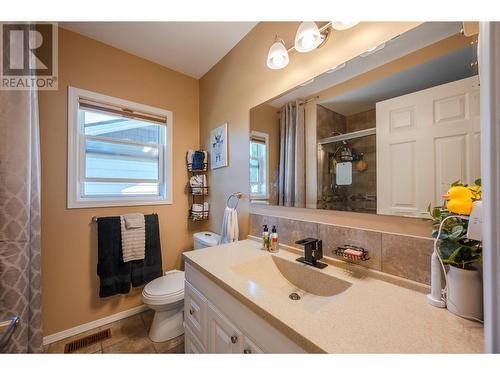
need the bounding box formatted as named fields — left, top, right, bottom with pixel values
left=250, top=135, right=266, bottom=144
left=79, top=98, right=167, bottom=125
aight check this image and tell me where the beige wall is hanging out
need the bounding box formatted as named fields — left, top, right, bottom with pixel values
left=39, top=28, right=200, bottom=336
left=249, top=103, right=279, bottom=205
left=199, top=22, right=422, bottom=237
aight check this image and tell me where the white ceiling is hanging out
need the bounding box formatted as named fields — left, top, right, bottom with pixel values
left=61, top=22, right=257, bottom=78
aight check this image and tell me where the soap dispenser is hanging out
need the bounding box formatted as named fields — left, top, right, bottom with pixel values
left=262, top=225, right=270, bottom=251
left=270, top=225, right=279, bottom=253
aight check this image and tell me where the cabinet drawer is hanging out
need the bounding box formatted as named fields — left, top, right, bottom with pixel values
left=185, top=326, right=205, bottom=354
left=184, top=281, right=208, bottom=347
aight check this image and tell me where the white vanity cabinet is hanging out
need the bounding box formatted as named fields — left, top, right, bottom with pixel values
left=184, top=262, right=306, bottom=353
left=184, top=279, right=262, bottom=354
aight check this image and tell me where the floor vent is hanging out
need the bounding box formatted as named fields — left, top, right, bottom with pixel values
left=64, top=329, right=111, bottom=353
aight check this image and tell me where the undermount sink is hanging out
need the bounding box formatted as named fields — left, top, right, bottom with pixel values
left=231, top=253, right=352, bottom=298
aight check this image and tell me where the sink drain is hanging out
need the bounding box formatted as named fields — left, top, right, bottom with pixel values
left=289, top=292, right=301, bottom=301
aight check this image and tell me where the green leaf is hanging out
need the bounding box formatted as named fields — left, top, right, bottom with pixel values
left=447, top=246, right=468, bottom=265
left=449, top=225, right=465, bottom=240
left=431, top=207, right=442, bottom=220
left=433, top=229, right=449, bottom=240
left=451, top=180, right=463, bottom=187
left=439, top=242, right=481, bottom=267
left=438, top=240, right=461, bottom=260
left=474, top=178, right=482, bottom=187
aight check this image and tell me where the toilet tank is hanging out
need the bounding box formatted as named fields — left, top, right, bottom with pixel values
left=193, top=231, right=221, bottom=249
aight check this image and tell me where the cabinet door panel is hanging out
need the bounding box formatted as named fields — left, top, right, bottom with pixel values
left=207, top=303, right=243, bottom=353
left=185, top=281, right=208, bottom=346
left=185, top=326, right=205, bottom=354
left=243, top=335, right=264, bottom=354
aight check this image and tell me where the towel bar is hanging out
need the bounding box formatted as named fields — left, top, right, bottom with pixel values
left=91, top=213, right=157, bottom=223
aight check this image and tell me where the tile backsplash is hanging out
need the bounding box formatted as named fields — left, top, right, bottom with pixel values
left=381, top=234, right=434, bottom=285
left=249, top=213, right=434, bottom=285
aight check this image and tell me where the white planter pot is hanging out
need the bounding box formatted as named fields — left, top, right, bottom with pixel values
left=446, top=265, right=483, bottom=320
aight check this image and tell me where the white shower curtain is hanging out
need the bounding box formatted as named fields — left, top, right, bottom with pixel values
left=278, top=101, right=306, bottom=207
left=0, top=83, right=42, bottom=352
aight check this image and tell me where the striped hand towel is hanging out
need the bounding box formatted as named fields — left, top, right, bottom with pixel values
left=120, top=213, right=145, bottom=262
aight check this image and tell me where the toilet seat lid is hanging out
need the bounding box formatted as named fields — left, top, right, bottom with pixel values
left=143, top=270, right=185, bottom=298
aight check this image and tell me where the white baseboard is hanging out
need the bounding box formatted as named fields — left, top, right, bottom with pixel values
left=42, top=304, right=149, bottom=346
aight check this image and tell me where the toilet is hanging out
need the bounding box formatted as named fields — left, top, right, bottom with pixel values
left=193, top=231, right=221, bottom=249
left=142, top=231, right=221, bottom=342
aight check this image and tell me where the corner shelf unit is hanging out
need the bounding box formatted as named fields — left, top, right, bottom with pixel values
left=317, top=127, right=376, bottom=146
left=187, top=152, right=209, bottom=222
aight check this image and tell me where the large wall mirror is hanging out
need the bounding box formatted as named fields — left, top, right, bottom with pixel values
left=249, top=22, right=480, bottom=218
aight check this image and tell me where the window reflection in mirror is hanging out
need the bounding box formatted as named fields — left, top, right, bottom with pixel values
left=249, top=131, right=269, bottom=201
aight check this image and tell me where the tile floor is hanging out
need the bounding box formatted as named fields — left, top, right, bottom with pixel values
left=44, top=310, right=184, bottom=354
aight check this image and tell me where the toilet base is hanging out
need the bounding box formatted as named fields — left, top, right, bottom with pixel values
left=148, top=305, right=184, bottom=343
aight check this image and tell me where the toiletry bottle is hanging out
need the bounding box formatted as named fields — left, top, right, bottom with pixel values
left=270, top=225, right=279, bottom=253
left=262, top=225, right=269, bottom=251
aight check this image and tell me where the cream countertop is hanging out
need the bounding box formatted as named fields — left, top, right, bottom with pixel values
left=183, top=239, right=483, bottom=353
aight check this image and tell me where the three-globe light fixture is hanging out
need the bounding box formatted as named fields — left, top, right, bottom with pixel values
left=267, top=21, right=360, bottom=70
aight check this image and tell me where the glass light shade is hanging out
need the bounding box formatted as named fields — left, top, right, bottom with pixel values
left=294, top=22, right=322, bottom=53
left=331, top=21, right=360, bottom=30
left=267, top=40, right=289, bottom=69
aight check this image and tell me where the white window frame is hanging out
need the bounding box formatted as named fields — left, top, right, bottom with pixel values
left=67, top=86, right=173, bottom=208
left=249, top=130, right=270, bottom=200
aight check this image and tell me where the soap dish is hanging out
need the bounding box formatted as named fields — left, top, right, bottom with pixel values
left=334, top=245, right=370, bottom=261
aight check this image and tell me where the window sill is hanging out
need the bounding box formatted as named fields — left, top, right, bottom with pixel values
left=250, top=196, right=270, bottom=205
left=250, top=195, right=270, bottom=200
left=67, top=197, right=173, bottom=209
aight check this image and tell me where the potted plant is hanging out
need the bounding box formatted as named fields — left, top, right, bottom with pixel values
left=428, top=179, right=483, bottom=320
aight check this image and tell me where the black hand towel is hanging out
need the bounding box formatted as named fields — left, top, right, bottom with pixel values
left=131, top=214, right=163, bottom=287
left=97, top=216, right=131, bottom=298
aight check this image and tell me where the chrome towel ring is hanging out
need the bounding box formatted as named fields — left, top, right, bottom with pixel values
left=227, top=192, right=244, bottom=209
